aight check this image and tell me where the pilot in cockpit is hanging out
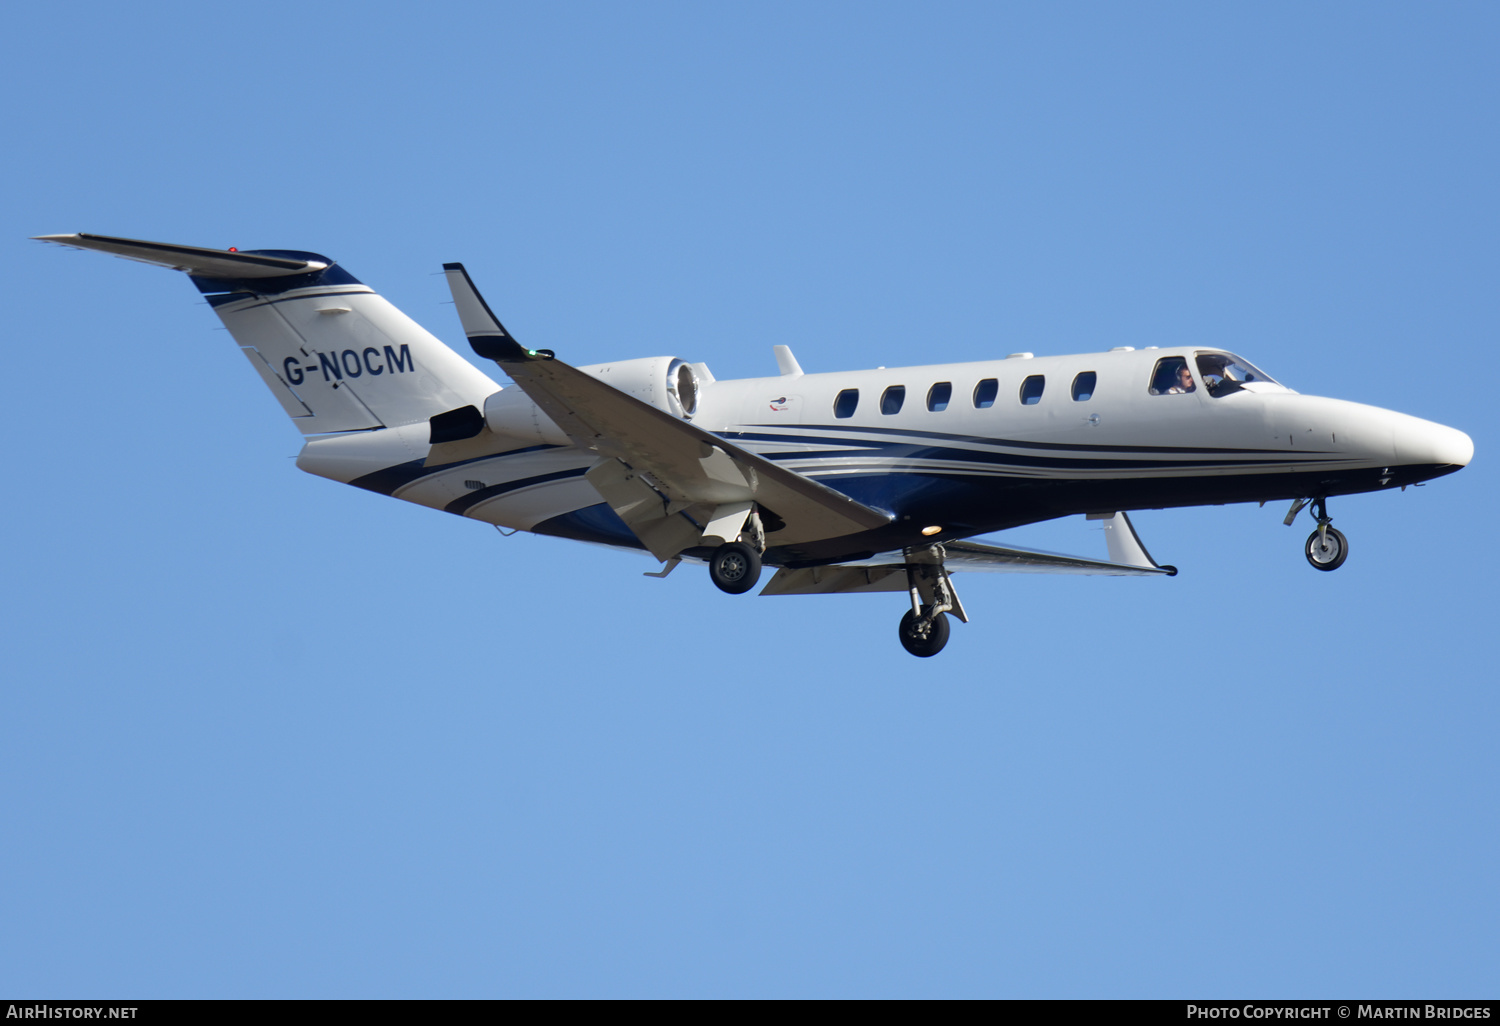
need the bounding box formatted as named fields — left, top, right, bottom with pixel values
left=1167, top=364, right=1196, bottom=394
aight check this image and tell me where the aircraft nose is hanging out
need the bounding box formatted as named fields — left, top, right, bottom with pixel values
left=1394, top=417, right=1473, bottom=469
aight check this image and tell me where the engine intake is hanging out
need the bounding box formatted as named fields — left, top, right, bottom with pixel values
left=581, top=356, right=700, bottom=418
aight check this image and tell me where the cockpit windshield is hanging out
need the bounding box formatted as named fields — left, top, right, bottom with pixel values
left=1195, top=352, right=1281, bottom=398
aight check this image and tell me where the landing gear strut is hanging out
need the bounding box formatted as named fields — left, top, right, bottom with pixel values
left=1303, top=496, right=1349, bottom=572
left=897, top=544, right=968, bottom=657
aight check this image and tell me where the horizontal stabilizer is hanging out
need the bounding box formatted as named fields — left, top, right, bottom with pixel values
left=34, top=233, right=327, bottom=279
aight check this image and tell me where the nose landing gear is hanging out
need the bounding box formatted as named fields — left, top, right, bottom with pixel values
left=1303, top=497, right=1349, bottom=572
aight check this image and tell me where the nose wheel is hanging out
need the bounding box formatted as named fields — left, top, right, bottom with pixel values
left=1305, top=524, right=1349, bottom=571
left=1302, top=497, right=1349, bottom=571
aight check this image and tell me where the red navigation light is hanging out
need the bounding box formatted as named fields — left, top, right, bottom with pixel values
left=228, top=247, right=237, bottom=252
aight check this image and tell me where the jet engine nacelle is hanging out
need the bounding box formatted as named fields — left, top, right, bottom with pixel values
left=482, top=355, right=702, bottom=446
left=578, top=356, right=701, bottom=420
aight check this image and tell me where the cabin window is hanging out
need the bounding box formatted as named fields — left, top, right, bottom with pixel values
left=927, top=382, right=952, bottom=411
left=1149, top=357, right=1195, bottom=395
left=973, top=378, right=998, bottom=408
left=880, top=386, right=906, bottom=415
left=833, top=388, right=859, bottom=418
left=1195, top=352, right=1279, bottom=398
left=1019, top=375, right=1045, bottom=405
left=1072, top=372, right=1097, bottom=401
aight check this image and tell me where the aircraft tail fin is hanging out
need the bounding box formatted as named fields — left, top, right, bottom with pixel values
left=37, top=233, right=497, bottom=435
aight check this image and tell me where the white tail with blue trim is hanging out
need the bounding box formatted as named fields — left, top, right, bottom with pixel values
left=36, top=233, right=496, bottom=435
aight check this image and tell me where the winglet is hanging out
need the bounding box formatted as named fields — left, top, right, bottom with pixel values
left=442, top=262, right=537, bottom=362
left=1088, top=511, right=1178, bottom=576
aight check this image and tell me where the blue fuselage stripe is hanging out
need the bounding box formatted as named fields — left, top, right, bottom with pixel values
left=444, top=468, right=588, bottom=515
left=351, top=429, right=1347, bottom=515
left=727, top=425, right=1332, bottom=458
left=348, top=444, right=564, bottom=495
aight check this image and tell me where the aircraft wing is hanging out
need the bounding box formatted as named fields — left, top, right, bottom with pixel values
left=443, top=264, right=892, bottom=551
left=761, top=524, right=1175, bottom=595
left=942, top=538, right=1175, bottom=575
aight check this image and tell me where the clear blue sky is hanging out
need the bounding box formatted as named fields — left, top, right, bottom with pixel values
left=3, top=0, right=1495, bottom=998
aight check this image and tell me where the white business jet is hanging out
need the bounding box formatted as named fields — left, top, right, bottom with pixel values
left=37, top=234, right=1473, bottom=656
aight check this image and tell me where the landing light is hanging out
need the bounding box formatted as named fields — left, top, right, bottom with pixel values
left=922, top=525, right=942, bottom=536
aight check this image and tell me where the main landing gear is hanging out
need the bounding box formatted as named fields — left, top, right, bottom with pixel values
left=708, top=506, right=766, bottom=595
left=1297, top=496, right=1349, bottom=572
left=709, top=542, right=761, bottom=594
left=899, top=606, right=951, bottom=658
left=705, top=527, right=967, bottom=658
left=897, top=544, right=968, bottom=657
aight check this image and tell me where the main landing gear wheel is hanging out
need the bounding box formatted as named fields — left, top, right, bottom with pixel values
left=709, top=541, right=762, bottom=595
left=1305, top=525, right=1349, bottom=571
left=898, top=607, right=950, bottom=658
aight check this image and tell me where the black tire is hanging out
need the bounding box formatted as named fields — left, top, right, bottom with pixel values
left=1305, top=526, right=1349, bottom=572
left=709, top=542, right=761, bottom=595
left=898, top=607, right=951, bottom=657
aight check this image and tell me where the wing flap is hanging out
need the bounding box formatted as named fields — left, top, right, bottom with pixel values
left=760, top=565, right=908, bottom=595
left=761, top=537, right=1172, bottom=595
left=585, top=458, right=704, bottom=562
